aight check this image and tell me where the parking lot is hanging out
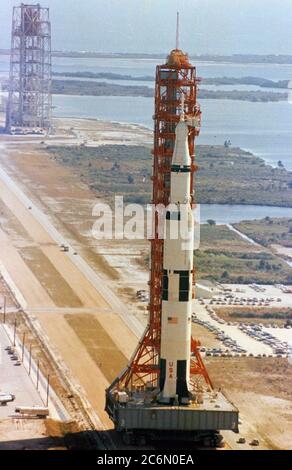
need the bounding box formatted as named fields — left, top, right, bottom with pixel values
left=210, top=283, right=292, bottom=308
left=193, top=287, right=292, bottom=358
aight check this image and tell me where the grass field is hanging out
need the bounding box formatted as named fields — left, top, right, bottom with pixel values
left=215, top=307, right=292, bottom=326
left=49, top=79, right=287, bottom=102
left=21, top=247, right=83, bottom=308
left=65, top=313, right=127, bottom=383
left=46, top=144, right=292, bottom=207
left=195, top=224, right=292, bottom=283
left=234, top=218, right=292, bottom=248
left=44, top=144, right=292, bottom=284
left=194, top=250, right=292, bottom=284
left=196, top=225, right=292, bottom=284
left=139, top=224, right=292, bottom=284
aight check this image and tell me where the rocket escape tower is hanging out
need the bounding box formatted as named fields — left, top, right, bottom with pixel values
left=108, top=17, right=212, bottom=396
left=6, top=3, right=52, bottom=133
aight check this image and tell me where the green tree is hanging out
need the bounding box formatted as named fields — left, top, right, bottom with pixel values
left=207, top=219, right=216, bottom=226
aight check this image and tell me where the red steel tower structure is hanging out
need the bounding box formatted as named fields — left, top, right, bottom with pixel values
left=6, top=3, right=52, bottom=133
left=112, top=45, right=212, bottom=393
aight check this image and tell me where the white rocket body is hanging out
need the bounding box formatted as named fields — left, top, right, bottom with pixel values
left=159, top=118, right=194, bottom=404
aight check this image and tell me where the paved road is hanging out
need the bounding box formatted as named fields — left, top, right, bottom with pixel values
left=2, top=324, right=69, bottom=421
left=0, top=157, right=140, bottom=441
left=227, top=224, right=259, bottom=246
left=0, top=164, right=143, bottom=338
left=264, top=326, right=292, bottom=350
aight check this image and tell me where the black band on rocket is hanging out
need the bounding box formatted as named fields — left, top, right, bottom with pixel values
left=171, top=164, right=191, bottom=173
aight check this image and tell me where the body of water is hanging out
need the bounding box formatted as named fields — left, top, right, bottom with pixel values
left=48, top=57, right=292, bottom=81
left=2, top=54, right=292, bottom=172
left=2, top=55, right=292, bottom=80
left=200, top=204, right=292, bottom=224
left=52, top=76, right=285, bottom=93
left=53, top=94, right=292, bottom=170
left=1, top=54, right=292, bottom=219
left=45, top=56, right=292, bottom=171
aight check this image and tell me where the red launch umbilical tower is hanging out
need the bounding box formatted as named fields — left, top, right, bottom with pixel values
left=112, top=46, right=212, bottom=393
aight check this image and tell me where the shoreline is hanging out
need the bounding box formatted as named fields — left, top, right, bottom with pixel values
left=2, top=51, right=292, bottom=65
left=54, top=115, right=292, bottom=174
left=2, top=114, right=292, bottom=211
left=50, top=82, right=287, bottom=102
left=1, top=76, right=286, bottom=102
left=45, top=122, right=292, bottom=211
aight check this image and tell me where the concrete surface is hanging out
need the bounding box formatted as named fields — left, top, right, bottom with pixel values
left=0, top=325, right=43, bottom=419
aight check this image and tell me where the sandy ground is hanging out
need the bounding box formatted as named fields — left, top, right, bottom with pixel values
left=0, top=418, right=52, bottom=450
left=191, top=323, right=222, bottom=349
left=271, top=244, right=292, bottom=260
left=54, top=117, right=152, bottom=147
left=0, top=117, right=153, bottom=148
left=0, top=274, right=17, bottom=311
left=0, top=131, right=140, bottom=437
left=207, top=357, right=292, bottom=450
left=0, top=226, right=54, bottom=308
left=0, top=132, right=148, bottom=319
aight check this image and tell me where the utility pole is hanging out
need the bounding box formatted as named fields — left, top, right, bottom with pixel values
left=28, top=344, right=32, bottom=375
left=13, top=318, right=17, bottom=346
left=36, top=360, right=40, bottom=390
left=21, top=332, right=26, bottom=362
left=46, top=375, right=50, bottom=407
left=3, top=296, right=6, bottom=324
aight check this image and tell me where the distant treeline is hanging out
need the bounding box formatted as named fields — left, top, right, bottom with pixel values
left=46, top=143, right=292, bottom=208
left=51, top=79, right=287, bottom=102
left=53, top=71, right=154, bottom=82
left=53, top=72, right=291, bottom=89
left=199, top=90, right=287, bottom=102
left=203, top=76, right=290, bottom=89
left=1, top=75, right=287, bottom=101
left=51, top=80, right=153, bottom=97
left=2, top=49, right=292, bottom=64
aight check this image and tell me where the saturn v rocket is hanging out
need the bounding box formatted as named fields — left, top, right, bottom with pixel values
left=159, top=112, right=194, bottom=404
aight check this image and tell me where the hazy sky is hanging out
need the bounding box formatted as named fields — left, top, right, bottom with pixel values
left=1, top=0, right=292, bottom=54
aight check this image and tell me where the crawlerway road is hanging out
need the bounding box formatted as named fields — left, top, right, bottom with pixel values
left=0, top=162, right=143, bottom=338
left=0, top=155, right=144, bottom=447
